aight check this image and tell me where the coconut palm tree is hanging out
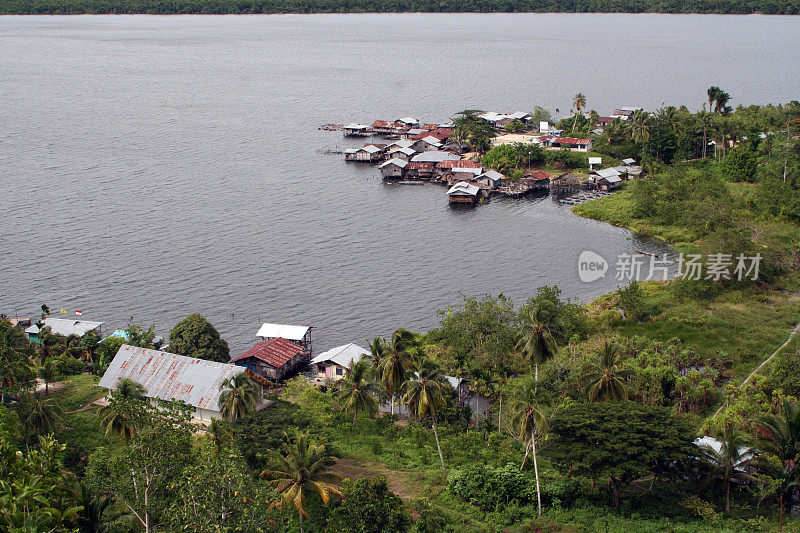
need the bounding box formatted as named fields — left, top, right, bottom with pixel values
left=260, top=432, right=341, bottom=533
left=363, top=337, right=387, bottom=377
left=517, top=300, right=563, bottom=384
left=37, top=360, right=58, bottom=395
left=218, top=372, right=259, bottom=422
left=378, top=328, right=417, bottom=415
left=628, top=110, right=651, bottom=144
left=752, top=398, right=800, bottom=530
left=99, top=378, right=146, bottom=441
left=402, top=357, right=448, bottom=473
left=510, top=382, right=549, bottom=517
left=572, top=93, right=587, bottom=132
left=207, top=418, right=233, bottom=454
left=700, top=423, right=753, bottom=514
left=334, top=360, right=378, bottom=425
left=21, top=392, right=62, bottom=438
left=707, top=86, right=722, bottom=113
left=584, top=341, right=631, bottom=402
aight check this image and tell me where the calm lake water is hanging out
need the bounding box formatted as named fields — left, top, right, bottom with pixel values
left=2, top=14, right=799, bottom=353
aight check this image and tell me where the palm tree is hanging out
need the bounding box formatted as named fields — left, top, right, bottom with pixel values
left=517, top=300, right=563, bottom=383
left=629, top=110, right=651, bottom=144
left=402, top=358, right=448, bottom=473
left=207, top=418, right=233, bottom=453
left=99, top=378, right=146, bottom=441
left=572, top=93, right=587, bottom=132
left=334, top=360, right=379, bottom=425
left=510, top=382, right=549, bottom=517
left=363, top=337, right=387, bottom=377
left=584, top=341, right=630, bottom=402
left=378, top=328, right=417, bottom=415
left=22, top=393, right=62, bottom=438
left=707, top=86, right=721, bottom=113
left=115, top=377, right=146, bottom=399
left=218, top=372, right=259, bottom=422
left=699, top=423, right=753, bottom=514
left=752, top=398, right=800, bottom=530
left=260, top=432, right=341, bottom=533
left=37, top=360, right=58, bottom=395
left=698, top=109, right=714, bottom=159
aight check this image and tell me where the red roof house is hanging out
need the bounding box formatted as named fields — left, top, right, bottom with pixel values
left=231, top=337, right=308, bottom=381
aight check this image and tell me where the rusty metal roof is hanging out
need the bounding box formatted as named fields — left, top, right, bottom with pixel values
left=98, top=345, right=244, bottom=411
left=231, top=338, right=305, bottom=369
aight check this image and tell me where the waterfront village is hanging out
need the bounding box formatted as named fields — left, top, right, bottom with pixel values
left=331, top=109, right=643, bottom=205
left=8, top=314, right=474, bottom=422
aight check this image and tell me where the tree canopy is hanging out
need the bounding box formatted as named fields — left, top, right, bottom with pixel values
left=168, top=314, right=230, bottom=363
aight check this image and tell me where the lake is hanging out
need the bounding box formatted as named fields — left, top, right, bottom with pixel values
left=2, top=13, right=799, bottom=353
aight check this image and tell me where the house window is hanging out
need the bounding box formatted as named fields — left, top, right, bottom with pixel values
left=336, top=367, right=343, bottom=376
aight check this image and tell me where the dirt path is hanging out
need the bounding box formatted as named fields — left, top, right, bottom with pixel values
left=712, top=322, right=800, bottom=419
left=328, top=457, right=423, bottom=500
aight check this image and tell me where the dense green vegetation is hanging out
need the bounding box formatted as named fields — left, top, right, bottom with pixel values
left=3, top=0, right=800, bottom=14
left=2, top=94, right=800, bottom=532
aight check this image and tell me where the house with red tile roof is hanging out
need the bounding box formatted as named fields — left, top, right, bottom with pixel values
left=231, top=337, right=308, bottom=381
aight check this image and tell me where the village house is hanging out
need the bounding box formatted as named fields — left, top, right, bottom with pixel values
left=411, top=151, right=461, bottom=163
left=370, top=120, right=397, bottom=135
left=548, top=137, right=594, bottom=152
left=342, top=123, right=371, bottom=136
left=231, top=337, right=308, bottom=382
left=447, top=181, right=481, bottom=204
left=405, top=161, right=437, bottom=179
left=26, top=317, right=103, bottom=343
left=475, top=169, right=504, bottom=189
left=379, top=158, right=407, bottom=178
left=98, top=345, right=257, bottom=421
left=344, top=144, right=384, bottom=162
left=522, top=170, right=552, bottom=190
left=396, top=117, right=419, bottom=128
left=410, top=136, right=443, bottom=152
left=310, top=343, right=369, bottom=381
left=597, top=175, right=623, bottom=191
left=256, top=322, right=313, bottom=353
left=412, top=127, right=452, bottom=143
left=385, top=145, right=416, bottom=161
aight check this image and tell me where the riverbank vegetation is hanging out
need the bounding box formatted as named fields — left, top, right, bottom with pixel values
left=3, top=0, right=800, bottom=15
left=2, top=94, right=800, bottom=531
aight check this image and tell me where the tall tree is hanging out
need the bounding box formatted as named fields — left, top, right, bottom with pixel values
left=572, top=93, right=587, bottom=132
left=584, top=340, right=631, bottom=402
left=699, top=423, right=752, bottom=514
left=168, top=314, right=230, bottom=363
left=377, top=329, right=417, bottom=415
left=547, top=401, right=696, bottom=507
left=219, top=372, right=259, bottom=422
left=260, top=432, right=341, bottom=533
left=510, top=382, right=549, bottom=516
left=0, top=319, right=36, bottom=402
left=752, top=397, right=800, bottom=529
left=402, top=357, right=448, bottom=473
left=517, top=300, right=563, bottom=383
left=335, top=360, right=379, bottom=424
left=20, top=393, right=62, bottom=439
left=99, top=379, right=147, bottom=441
left=37, top=359, right=59, bottom=395
left=87, top=400, right=194, bottom=533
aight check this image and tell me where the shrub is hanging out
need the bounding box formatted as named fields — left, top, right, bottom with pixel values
left=448, top=463, right=532, bottom=511
left=49, top=354, right=84, bottom=376
left=328, top=477, right=412, bottom=533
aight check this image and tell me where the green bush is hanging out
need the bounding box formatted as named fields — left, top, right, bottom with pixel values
left=448, top=463, right=532, bottom=511
left=328, top=477, right=412, bottom=533
left=49, top=354, right=85, bottom=376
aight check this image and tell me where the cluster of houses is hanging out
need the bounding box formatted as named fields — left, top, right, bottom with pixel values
left=24, top=314, right=462, bottom=421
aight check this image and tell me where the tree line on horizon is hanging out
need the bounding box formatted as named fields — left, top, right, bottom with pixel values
left=3, top=0, right=800, bottom=15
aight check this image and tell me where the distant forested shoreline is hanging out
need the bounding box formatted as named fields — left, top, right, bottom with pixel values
left=2, top=0, right=799, bottom=15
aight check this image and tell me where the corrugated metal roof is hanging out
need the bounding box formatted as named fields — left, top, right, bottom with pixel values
left=479, top=170, right=504, bottom=181
left=343, top=123, right=369, bottom=129
left=26, top=318, right=103, bottom=337
left=371, top=120, right=393, bottom=128
left=447, top=181, right=480, bottom=196
left=419, top=136, right=443, bottom=145
left=621, top=158, right=636, bottom=165
left=97, top=345, right=243, bottom=411
left=595, top=167, right=621, bottom=178
left=310, top=343, right=368, bottom=368
left=358, top=145, right=383, bottom=154
left=552, top=137, right=592, bottom=144
left=397, top=117, right=419, bottom=124
left=231, top=338, right=305, bottom=369
left=412, top=151, right=461, bottom=163
left=387, top=139, right=414, bottom=149
left=380, top=158, right=408, bottom=169
left=256, top=323, right=310, bottom=340
left=388, top=146, right=415, bottom=156
left=437, top=159, right=481, bottom=169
